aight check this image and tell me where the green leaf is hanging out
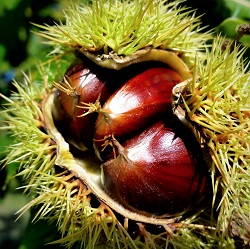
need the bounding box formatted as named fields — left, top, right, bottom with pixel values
left=0, top=0, right=22, bottom=16
left=223, top=0, right=250, bottom=19
left=216, top=17, right=244, bottom=37
left=216, top=17, right=250, bottom=47
left=19, top=214, right=62, bottom=249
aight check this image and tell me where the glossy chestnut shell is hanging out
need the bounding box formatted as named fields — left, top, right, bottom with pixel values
left=93, top=67, right=183, bottom=159
left=49, top=48, right=209, bottom=221
left=101, top=113, right=208, bottom=215
left=52, top=62, right=110, bottom=150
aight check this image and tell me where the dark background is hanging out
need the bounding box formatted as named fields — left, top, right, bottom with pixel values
left=0, top=0, right=249, bottom=248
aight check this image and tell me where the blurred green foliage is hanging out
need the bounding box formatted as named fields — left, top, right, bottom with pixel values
left=0, top=1, right=64, bottom=248
left=0, top=0, right=62, bottom=95
left=0, top=0, right=249, bottom=248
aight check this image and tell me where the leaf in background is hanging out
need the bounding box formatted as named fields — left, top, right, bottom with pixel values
left=232, top=0, right=250, bottom=10
left=224, top=0, right=250, bottom=19
left=19, top=214, right=62, bottom=249
left=0, top=0, right=22, bottom=16
left=216, top=17, right=250, bottom=46
left=217, top=1, right=250, bottom=49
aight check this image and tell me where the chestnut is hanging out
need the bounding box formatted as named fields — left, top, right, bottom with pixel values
left=101, top=113, right=208, bottom=215
left=52, top=60, right=111, bottom=150
left=94, top=67, right=183, bottom=158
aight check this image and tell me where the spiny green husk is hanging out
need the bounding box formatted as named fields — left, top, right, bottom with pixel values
left=181, top=36, right=250, bottom=245
left=1, top=0, right=250, bottom=248
left=0, top=71, right=217, bottom=248
left=1, top=38, right=250, bottom=248
left=34, top=0, right=210, bottom=59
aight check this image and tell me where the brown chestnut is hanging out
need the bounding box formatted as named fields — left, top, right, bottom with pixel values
left=94, top=67, right=183, bottom=158
left=101, top=114, right=208, bottom=215
left=52, top=61, right=111, bottom=150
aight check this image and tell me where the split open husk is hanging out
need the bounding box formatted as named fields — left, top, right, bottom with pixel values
left=2, top=1, right=250, bottom=248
